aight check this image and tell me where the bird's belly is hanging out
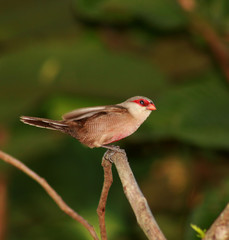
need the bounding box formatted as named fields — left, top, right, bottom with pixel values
left=101, top=122, right=140, bottom=145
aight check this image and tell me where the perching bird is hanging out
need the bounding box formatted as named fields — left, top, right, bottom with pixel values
left=20, top=96, right=156, bottom=150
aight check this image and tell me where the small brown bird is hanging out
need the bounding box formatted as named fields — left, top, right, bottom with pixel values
left=20, top=96, right=156, bottom=150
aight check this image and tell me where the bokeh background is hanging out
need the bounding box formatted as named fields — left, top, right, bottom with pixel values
left=1, top=0, right=229, bottom=239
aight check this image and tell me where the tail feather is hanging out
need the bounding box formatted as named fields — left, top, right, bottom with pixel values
left=20, top=116, right=68, bottom=132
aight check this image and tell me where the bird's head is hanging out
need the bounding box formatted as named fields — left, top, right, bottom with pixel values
left=119, top=96, right=156, bottom=121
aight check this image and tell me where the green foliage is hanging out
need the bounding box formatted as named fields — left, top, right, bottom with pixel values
left=73, top=0, right=187, bottom=29
left=151, top=72, right=229, bottom=149
left=190, top=224, right=206, bottom=239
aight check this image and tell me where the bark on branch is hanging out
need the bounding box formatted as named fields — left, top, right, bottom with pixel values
left=110, top=150, right=166, bottom=240
left=203, top=204, right=229, bottom=240
left=97, top=156, right=113, bottom=240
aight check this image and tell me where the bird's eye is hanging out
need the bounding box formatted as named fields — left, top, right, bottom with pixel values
left=139, top=100, right=145, bottom=106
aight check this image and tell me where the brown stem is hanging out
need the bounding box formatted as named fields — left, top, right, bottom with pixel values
left=97, top=155, right=113, bottom=240
left=110, top=151, right=166, bottom=240
left=0, top=150, right=99, bottom=240
left=203, top=204, right=229, bottom=240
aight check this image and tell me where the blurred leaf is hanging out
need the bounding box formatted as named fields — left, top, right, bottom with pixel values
left=151, top=37, right=210, bottom=78
left=73, top=0, right=187, bottom=30
left=4, top=128, right=64, bottom=160
left=149, top=71, right=229, bottom=149
left=0, top=0, right=76, bottom=42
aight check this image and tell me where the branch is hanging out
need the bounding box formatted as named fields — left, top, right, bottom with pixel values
left=97, top=156, right=113, bottom=240
left=203, top=204, right=229, bottom=240
left=110, top=150, right=166, bottom=240
left=0, top=150, right=99, bottom=240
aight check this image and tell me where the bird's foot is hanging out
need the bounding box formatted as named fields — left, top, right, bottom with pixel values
left=102, top=145, right=126, bottom=154
left=102, top=145, right=126, bottom=163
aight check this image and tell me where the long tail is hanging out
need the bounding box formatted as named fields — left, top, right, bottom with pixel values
left=20, top=116, right=69, bottom=132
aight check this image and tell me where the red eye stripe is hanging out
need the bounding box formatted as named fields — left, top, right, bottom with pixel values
left=132, top=99, right=150, bottom=106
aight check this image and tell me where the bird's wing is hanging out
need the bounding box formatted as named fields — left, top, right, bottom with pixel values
left=62, top=105, right=127, bottom=121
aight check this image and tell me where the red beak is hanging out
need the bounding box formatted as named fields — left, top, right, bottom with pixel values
left=147, top=103, right=157, bottom=111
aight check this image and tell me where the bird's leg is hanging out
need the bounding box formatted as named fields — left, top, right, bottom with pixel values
left=102, top=145, right=126, bottom=154
left=102, top=145, right=126, bottom=163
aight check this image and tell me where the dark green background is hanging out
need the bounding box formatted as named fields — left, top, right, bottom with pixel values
left=0, top=0, right=229, bottom=239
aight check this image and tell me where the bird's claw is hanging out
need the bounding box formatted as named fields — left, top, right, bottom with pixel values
left=102, top=145, right=126, bottom=162
left=103, top=150, right=115, bottom=163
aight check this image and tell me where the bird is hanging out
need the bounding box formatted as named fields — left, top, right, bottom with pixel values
left=20, top=96, right=156, bottom=151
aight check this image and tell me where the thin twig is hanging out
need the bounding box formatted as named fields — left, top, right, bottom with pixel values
left=0, top=150, right=99, bottom=240
left=110, top=150, right=167, bottom=240
left=203, top=204, right=229, bottom=240
left=97, top=154, right=113, bottom=240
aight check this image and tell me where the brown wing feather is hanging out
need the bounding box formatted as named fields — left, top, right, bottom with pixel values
left=62, top=105, right=126, bottom=121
